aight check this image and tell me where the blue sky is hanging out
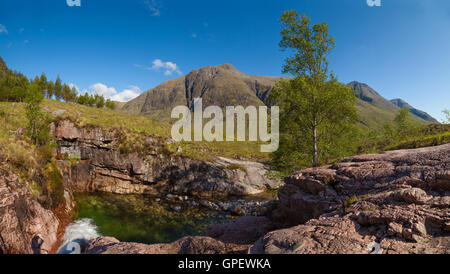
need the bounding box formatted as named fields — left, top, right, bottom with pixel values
left=0, top=0, right=449, bottom=121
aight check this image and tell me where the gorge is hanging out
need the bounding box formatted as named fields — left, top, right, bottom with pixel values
left=1, top=118, right=448, bottom=254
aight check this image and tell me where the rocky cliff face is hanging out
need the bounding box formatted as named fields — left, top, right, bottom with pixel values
left=51, top=120, right=281, bottom=198
left=0, top=165, right=59, bottom=254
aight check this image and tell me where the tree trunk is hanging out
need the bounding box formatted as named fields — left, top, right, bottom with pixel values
left=313, top=125, right=318, bottom=167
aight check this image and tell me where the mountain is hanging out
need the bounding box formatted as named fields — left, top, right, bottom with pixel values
left=347, top=81, right=399, bottom=113
left=347, top=81, right=434, bottom=129
left=390, top=98, right=438, bottom=123
left=123, top=65, right=435, bottom=130
left=122, top=64, right=281, bottom=119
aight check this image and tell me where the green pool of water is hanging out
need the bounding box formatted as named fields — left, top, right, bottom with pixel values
left=74, top=193, right=233, bottom=244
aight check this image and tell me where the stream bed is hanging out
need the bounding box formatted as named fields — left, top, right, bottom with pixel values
left=73, top=193, right=234, bottom=244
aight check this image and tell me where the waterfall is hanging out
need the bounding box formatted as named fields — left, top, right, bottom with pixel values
left=57, top=218, right=100, bottom=254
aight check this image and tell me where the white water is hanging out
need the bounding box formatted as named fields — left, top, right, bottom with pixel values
left=57, top=218, right=100, bottom=254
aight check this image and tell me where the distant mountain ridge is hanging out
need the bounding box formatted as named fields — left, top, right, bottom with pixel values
left=390, top=98, right=438, bottom=123
left=346, top=81, right=437, bottom=128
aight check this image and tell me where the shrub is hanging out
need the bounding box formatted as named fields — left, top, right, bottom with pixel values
left=43, top=162, right=65, bottom=209
left=38, top=145, right=54, bottom=164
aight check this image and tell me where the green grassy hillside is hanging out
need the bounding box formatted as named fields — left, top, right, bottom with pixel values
left=0, top=99, right=271, bottom=163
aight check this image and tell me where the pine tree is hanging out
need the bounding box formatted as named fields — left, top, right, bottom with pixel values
left=39, top=72, right=48, bottom=98
left=54, top=75, right=63, bottom=101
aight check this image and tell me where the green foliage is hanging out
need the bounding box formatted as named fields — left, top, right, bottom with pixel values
left=25, top=83, right=51, bottom=145
left=62, top=83, right=77, bottom=102
left=38, top=145, right=54, bottom=164
left=96, top=95, right=105, bottom=108
left=279, top=10, right=335, bottom=79
left=43, top=162, right=65, bottom=209
left=357, top=124, right=450, bottom=153
left=384, top=131, right=450, bottom=151
left=0, top=61, right=110, bottom=110
left=394, top=107, right=414, bottom=137
left=77, top=92, right=108, bottom=108
left=2, top=140, right=38, bottom=171
left=442, top=109, right=450, bottom=124
left=28, top=181, right=42, bottom=200
left=265, top=170, right=289, bottom=180
left=271, top=12, right=359, bottom=171
left=105, top=99, right=116, bottom=110
left=54, top=75, right=63, bottom=101
left=271, top=77, right=359, bottom=171
left=0, top=70, right=30, bottom=102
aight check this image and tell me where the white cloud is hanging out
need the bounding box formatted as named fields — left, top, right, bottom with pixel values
left=90, top=83, right=118, bottom=97
left=151, top=59, right=182, bottom=75
left=89, top=83, right=141, bottom=102
left=144, top=0, right=161, bottom=16
left=68, top=83, right=80, bottom=92
left=191, top=33, right=197, bottom=38
left=0, top=24, right=8, bottom=35
left=111, top=86, right=141, bottom=102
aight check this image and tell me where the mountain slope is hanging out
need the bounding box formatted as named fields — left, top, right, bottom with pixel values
left=123, top=65, right=434, bottom=130
left=390, top=98, right=438, bottom=123
left=122, top=64, right=281, bottom=119
left=347, top=81, right=399, bottom=113
left=347, top=81, right=433, bottom=129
